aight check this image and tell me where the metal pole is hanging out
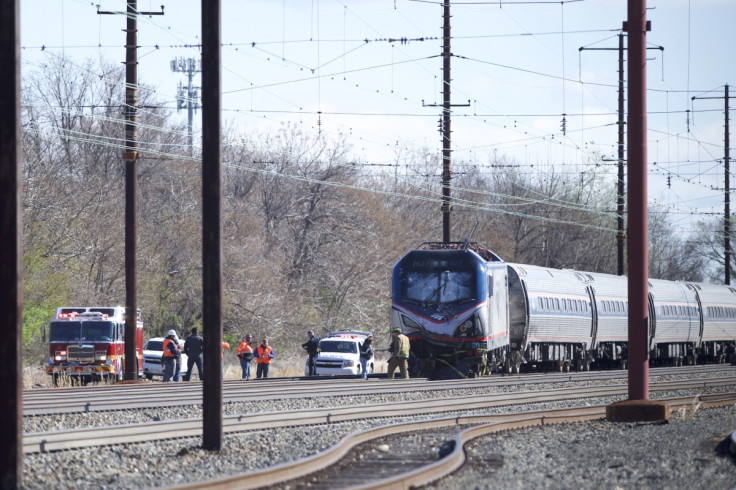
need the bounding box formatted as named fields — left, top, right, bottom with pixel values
left=625, top=0, right=649, bottom=400
left=617, top=33, right=626, bottom=276
left=201, top=0, right=224, bottom=451
left=0, top=1, right=24, bottom=486
left=441, top=1, right=451, bottom=243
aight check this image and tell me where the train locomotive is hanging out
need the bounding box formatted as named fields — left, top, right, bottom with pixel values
left=390, top=242, right=736, bottom=378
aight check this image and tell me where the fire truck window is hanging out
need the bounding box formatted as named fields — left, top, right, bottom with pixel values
left=49, top=322, right=81, bottom=341
left=81, top=321, right=115, bottom=341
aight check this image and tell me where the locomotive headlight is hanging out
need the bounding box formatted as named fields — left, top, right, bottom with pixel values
left=454, top=319, right=476, bottom=338
left=401, top=315, right=421, bottom=331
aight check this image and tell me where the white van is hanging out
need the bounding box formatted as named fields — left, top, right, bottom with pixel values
left=306, top=331, right=374, bottom=377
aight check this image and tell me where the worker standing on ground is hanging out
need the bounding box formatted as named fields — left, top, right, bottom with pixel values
left=162, top=330, right=181, bottom=382
left=301, top=330, right=320, bottom=376
left=183, top=327, right=204, bottom=381
left=387, top=327, right=410, bottom=379
left=255, top=338, right=275, bottom=378
left=236, top=334, right=254, bottom=380
left=359, top=335, right=374, bottom=379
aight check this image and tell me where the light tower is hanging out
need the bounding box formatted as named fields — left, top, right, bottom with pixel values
left=171, top=57, right=201, bottom=156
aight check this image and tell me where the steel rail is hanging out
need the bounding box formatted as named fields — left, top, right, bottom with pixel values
left=168, top=392, right=736, bottom=490
left=361, top=392, right=736, bottom=490
left=22, top=379, right=736, bottom=454
left=22, top=367, right=736, bottom=416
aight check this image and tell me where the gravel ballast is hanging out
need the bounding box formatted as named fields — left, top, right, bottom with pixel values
left=430, top=405, right=736, bottom=490
left=21, top=377, right=736, bottom=489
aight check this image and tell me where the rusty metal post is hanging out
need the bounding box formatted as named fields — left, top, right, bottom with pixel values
left=625, top=0, right=649, bottom=400
left=0, top=0, right=23, bottom=486
left=201, top=0, right=224, bottom=450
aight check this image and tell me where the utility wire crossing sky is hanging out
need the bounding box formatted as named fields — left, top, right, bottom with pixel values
left=19, top=0, right=736, bottom=235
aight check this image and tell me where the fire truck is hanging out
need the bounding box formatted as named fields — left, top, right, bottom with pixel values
left=44, top=306, right=143, bottom=385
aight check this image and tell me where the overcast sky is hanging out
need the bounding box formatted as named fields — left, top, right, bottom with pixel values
left=19, top=0, right=736, bottom=235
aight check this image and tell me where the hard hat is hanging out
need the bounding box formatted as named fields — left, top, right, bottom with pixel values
left=167, top=329, right=177, bottom=337
left=245, top=334, right=252, bottom=339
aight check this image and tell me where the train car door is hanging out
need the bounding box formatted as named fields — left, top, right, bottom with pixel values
left=687, top=283, right=704, bottom=349
left=487, top=263, right=509, bottom=350
left=648, top=291, right=656, bottom=352
left=586, top=285, right=599, bottom=350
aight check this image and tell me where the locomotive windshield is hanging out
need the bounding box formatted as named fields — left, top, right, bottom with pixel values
left=401, top=252, right=478, bottom=306
left=48, top=321, right=115, bottom=342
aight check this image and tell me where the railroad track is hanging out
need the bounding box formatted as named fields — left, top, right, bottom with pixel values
left=23, top=376, right=736, bottom=454
left=23, top=365, right=736, bottom=416
left=169, top=392, right=736, bottom=490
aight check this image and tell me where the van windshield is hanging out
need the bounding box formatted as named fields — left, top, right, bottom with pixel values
left=318, top=340, right=358, bottom=354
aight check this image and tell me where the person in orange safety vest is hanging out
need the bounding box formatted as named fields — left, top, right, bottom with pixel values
left=236, top=334, right=254, bottom=380
left=254, top=338, right=275, bottom=379
left=162, top=329, right=181, bottom=382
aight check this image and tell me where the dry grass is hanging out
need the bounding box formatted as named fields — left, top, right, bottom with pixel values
left=23, top=357, right=389, bottom=388
left=674, top=399, right=702, bottom=421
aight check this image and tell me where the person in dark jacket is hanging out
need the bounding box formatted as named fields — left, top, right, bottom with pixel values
left=359, top=335, right=374, bottom=379
left=301, top=330, right=320, bottom=376
left=182, top=327, right=203, bottom=381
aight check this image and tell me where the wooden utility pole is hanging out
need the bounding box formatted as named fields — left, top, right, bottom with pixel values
left=98, top=2, right=163, bottom=381
left=617, top=33, right=626, bottom=277
left=423, top=2, right=469, bottom=243
left=580, top=35, right=662, bottom=276
left=728, top=84, right=732, bottom=286
left=441, top=1, right=452, bottom=243
left=692, top=85, right=735, bottom=285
